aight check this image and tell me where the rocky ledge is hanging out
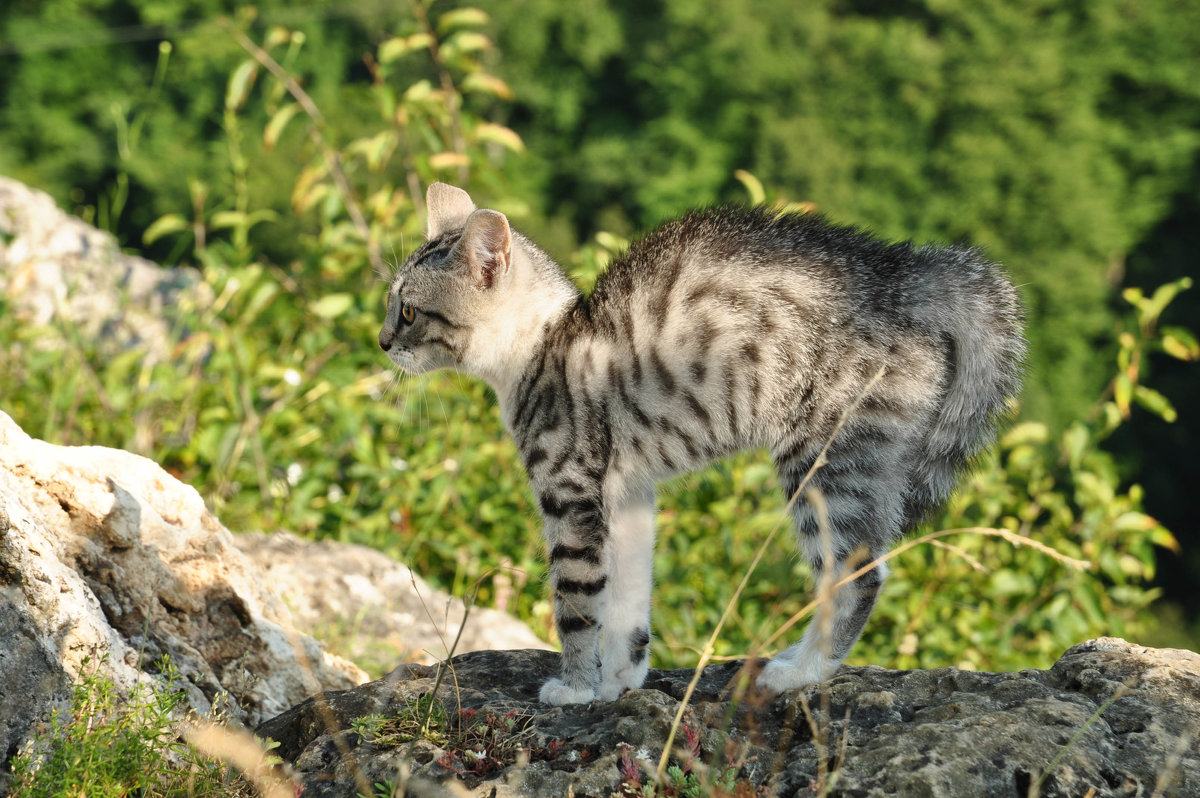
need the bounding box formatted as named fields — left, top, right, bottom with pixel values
left=0, top=409, right=546, bottom=791
left=261, top=639, right=1199, bottom=797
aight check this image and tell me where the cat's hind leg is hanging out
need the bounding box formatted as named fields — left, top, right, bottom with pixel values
left=596, top=488, right=656, bottom=700
left=760, top=431, right=903, bottom=693
left=758, top=550, right=889, bottom=692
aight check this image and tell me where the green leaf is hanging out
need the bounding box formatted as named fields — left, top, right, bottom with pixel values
left=346, top=131, right=398, bottom=171
left=225, top=59, right=258, bottom=111
left=1099, top=401, right=1122, bottom=435
left=403, top=80, right=434, bottom=101
left=1149, top=526, right=1181, bottom=553
left=473, top=122, right=525, bottom=152
left=733, top=170, right=766, bottom=205
left=244, top=282, right=279, bottom=322
left=263, top=102, right=301, bottom=151
left=378, top=33, right=433, bottom=63
left=1160, top=326, right=1200, bottom=361
left=429, top=152, right=471, bottom=170
left=1111, top=511, right=1156, bottom=533
left=1113, top=373, right=1133, bottom=417
left=443, top=31, right=491, bottom=56
left=263, top=26, right=291, bottom=50
left=143, top=213, right=189, bottom=245
left=1060, top=421, right=1089, bottom=468
left=209, top=210, right=246, bottom=230
left=461, top=73, right=514, bottom=100
left=1132, top=385, right=1177, bottom=422
left=311, top=294, right=354, bottom=319
left=595, top=232, right=629, bottom=252
left=1141, top=278, right=1192, bottom=326
left=999, top=421, right=1049, bottom=449
left=438, top=8, right=490, bottom=33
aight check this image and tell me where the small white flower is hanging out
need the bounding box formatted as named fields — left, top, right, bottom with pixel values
left=283, top=368, right=302, bottom=387
left=286, top=463, right=303, bottom=486
left=443, top=458, right=459, bottom=473
left=392, top=457, right=409, bottom=472
left=389, top=509, right=403, bottom=525
left=327, top=484, right=344, bottom=503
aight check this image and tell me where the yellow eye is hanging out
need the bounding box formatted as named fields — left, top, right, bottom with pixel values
left=401, top=302, right=415, bottom=324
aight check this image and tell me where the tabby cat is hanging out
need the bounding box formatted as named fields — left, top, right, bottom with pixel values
left=379, top=183, right=1024, bottom=705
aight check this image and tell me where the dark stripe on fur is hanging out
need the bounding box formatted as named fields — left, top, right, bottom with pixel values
left=683, top=391, right=711, bottom=428
left=525, top=447, right=548, bottom=470
left=630, top=629, right=651, bottom=664
left=616, top=370, right=654, bottom=428
left=550, top=543, right=602, bottom=565
left=558, top=576, right=608, bottom=596
left=557, top=614, right=596, bottom=635
left=650, top=348, right=676, bottom=394
left=422, top=309, right=467, bottom=330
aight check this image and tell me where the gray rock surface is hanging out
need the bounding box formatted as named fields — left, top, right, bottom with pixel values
left=259, top=639, right=1200, bottom=797
left=234, top=531, right=553, bottom=672
left=0, top=176, right=204, bottom=359
left=0, top=409, right=366, bottom=787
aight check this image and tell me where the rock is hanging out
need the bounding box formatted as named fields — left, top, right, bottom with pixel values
left=0, top=175, right=203, bottom=359
left=234, top=531, right=552, bottom=674
left=0, top=409, right=366, bottom=786
left=259, top=639, right=1200, bottom=797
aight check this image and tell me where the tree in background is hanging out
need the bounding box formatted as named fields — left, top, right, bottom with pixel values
left=0, top=0, right=1197, bottom=635
left=490, top=0, right=1200, bottom=429
left=0, top=0, right=404, bottom=264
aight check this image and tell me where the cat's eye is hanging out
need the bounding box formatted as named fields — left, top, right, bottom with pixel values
left=401, top=302, right=415, bottom=324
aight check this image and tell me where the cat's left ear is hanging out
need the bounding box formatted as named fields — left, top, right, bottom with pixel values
left=458, top=209, right=512, bottom=289
left=426, top=182, right=476, bottom=239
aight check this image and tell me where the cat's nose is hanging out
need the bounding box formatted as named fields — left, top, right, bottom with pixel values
left=378, top=328, right=392, bottom=351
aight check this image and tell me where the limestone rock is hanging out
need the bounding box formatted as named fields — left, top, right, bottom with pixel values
left=259, top=639, right=1200, bottom=797
left=234, top=531, right=552, bottom=672
left=0, top=175, right=203, bottom=358
left=0, top=410, right=366, bottom=783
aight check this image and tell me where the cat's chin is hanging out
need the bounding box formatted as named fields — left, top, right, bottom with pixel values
left=387, top=352, right=425, bottom=373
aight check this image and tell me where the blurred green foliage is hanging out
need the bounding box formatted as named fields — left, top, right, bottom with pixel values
left=490, top=0, right=1200, bottom=431
left=0, top=2, right=1197, bottom=671
left=5, top=0, right=1200, bottom=430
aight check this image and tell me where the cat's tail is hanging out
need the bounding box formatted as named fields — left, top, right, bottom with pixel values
left=905, top=245, right=1026, bottom=528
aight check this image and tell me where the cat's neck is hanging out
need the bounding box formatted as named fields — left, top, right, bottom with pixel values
left=473, top=247, right=580, bottom=410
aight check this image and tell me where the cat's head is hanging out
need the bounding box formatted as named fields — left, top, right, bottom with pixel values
left=379, top=183, right=576, bottom=384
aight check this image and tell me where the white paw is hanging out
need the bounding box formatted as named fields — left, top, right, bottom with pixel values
left=538, top=677, right=596, bottom=705
left=756, top=654, right=838, bottom=695
left=597, top=660, right=649, bottom=701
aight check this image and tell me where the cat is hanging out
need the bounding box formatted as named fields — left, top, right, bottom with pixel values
left=379, top=182, right=1024, bottom=705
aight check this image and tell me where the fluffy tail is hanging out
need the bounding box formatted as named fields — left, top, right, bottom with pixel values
left=905, top=246, right=1026, bottom=528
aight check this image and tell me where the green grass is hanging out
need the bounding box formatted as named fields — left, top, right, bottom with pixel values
left=8, top=656, right=280, bottom=797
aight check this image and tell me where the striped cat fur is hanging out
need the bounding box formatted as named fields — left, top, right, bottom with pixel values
left=379, top=183, right=1025, bottom=705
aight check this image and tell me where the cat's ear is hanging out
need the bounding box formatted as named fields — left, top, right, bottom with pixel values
left=458, top=209, right=512, bottom=289
left=425, top=183, right=476, bottom=239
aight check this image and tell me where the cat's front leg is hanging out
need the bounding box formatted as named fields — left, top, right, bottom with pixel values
left=538, top=499, right=610, bottom=705
left=596, top=488, right=655, bottom=700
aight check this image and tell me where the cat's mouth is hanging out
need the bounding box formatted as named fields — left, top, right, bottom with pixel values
left=387, top=349, right=425, bottom=374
